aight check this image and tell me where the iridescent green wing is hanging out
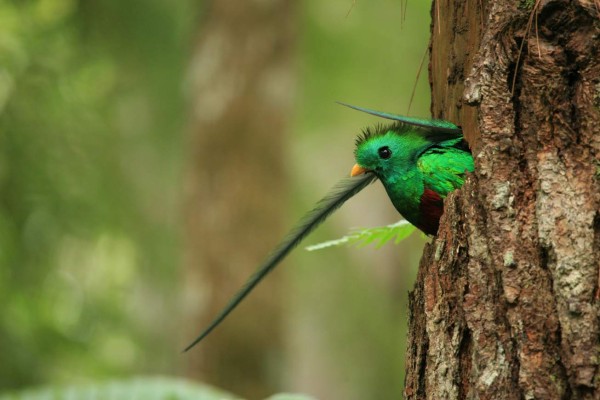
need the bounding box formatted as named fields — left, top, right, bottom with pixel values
left=417, top=138, right=475, bottom=198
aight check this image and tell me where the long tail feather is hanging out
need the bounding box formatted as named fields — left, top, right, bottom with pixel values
left=183, top=172, right=377, bottom=352
left=337, top=101, right=462, bottom=135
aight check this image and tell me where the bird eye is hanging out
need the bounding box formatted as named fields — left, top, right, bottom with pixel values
left=378, top=146, right=391, bottom=159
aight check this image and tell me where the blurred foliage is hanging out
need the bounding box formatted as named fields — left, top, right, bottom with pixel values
left=264, top=395, right=317, bottom=400
left=0, top=377, right=241, bottom=400
left=0, top=0, right=194, bottom=390
left=0, top=377, right=320, bottom=400
left=0, top=0, right=432, bottom=398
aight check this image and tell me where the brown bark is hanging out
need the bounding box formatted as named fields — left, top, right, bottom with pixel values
left=405, top=1, right=600, bottom=399
left=183, top=1, right=295, bottom=398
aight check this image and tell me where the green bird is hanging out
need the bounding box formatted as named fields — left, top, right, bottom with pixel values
left=346, top=103, right=474, bottom=235
left=184, top=103, right=474, bottom=351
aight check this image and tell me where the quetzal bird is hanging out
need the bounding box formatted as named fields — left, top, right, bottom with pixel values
left=184, top=103, right=474, bottom=351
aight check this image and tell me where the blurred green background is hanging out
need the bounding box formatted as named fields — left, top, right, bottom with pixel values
left=0, top=0, right=430, bottom=399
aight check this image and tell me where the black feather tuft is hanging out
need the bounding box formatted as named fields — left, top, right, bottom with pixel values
left=183, top=172, right=378, bottom=352
left=354, top=122, right=414, bottom=148
left=354, top=120, right=466, bottom=156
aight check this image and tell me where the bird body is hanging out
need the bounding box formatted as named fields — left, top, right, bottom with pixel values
left=349, top=105, right=474, bottom=235
left=184, top=103, right=474, bottom=351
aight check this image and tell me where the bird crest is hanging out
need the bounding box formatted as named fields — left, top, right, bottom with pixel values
left=354, top=123, right=413, bottom=148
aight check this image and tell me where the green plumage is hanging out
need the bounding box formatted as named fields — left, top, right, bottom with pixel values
left=354, top=121, right=474, bottom=234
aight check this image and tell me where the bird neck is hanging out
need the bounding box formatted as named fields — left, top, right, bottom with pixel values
left=379, top=165, right=425, bottom=226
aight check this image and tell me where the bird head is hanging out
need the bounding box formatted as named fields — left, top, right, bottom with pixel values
left=351, top=123, right=429, bottom=180
left=338, top=102, right=462, bottom=180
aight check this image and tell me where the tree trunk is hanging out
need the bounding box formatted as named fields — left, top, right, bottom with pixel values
left=405, top=1, right=600, bottom=399
left=183, top=1, right=295, bottom=398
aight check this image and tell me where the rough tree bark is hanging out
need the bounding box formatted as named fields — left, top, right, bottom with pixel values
left=405, top=1, right=600, bottom=399
left=184, top=1, right=295, bottom=398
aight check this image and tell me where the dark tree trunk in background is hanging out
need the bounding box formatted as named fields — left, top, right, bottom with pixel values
left=405, top=1, right=600, bottom=399
left=184, top=1, right=295, bottom=398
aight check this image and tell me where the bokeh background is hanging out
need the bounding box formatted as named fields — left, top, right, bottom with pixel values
left=0, top=0, right=431, bottom=399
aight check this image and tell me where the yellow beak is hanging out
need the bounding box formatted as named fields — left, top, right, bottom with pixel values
left=350, top=164, right=368, bottom=177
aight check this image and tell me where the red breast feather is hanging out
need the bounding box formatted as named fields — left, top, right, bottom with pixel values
left=418, top=189, right=444, bottom=235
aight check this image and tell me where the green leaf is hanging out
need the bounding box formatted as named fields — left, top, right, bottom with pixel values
left=0, top=377, right=316, bottom=400
left=264, top=395, right=318, bottom=400
left=305, top=220, right=416, bottom=251
left=0, top=377, right=242, bottom=400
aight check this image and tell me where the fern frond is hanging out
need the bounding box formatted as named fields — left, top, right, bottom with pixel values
left=305, top=220, right=415, bottom=251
